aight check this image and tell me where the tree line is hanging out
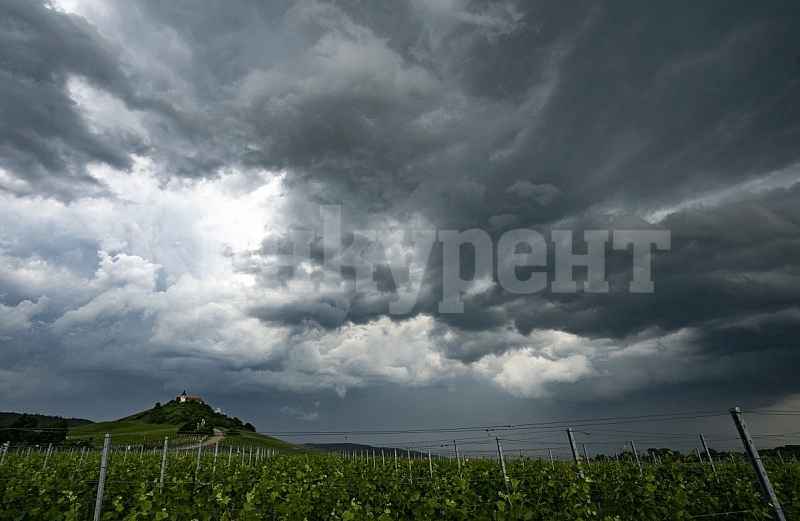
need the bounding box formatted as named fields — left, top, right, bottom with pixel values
left=0, top=413, right=69, bottom=445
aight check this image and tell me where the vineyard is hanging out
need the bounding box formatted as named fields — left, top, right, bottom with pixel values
left=1, top=441, right=799, bottom=520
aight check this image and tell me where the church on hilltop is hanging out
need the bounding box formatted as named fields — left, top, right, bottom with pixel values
left=179, top=390, right=203, bottom=404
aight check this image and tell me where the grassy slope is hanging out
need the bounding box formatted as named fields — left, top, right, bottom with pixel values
left=68, top=399, right=308, bottom=452
left=219, top=430, right=303, bottom=452
left=69, top=422, right=179, bottom=447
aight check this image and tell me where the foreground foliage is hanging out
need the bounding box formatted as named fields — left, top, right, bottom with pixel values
left=1, top=449, right=798, bottom=520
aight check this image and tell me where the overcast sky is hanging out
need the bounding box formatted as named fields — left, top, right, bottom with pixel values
left=1, top=0, right=799, bottom=454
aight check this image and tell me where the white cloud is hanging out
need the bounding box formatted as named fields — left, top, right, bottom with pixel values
left=279, top=406, right=320, bottom=421
left=478, top=348, right=595, bottom=398
left=414, top=0, right=526, bottom=42
left=0, top=297, right=50, bottom=333
left=67, top=75, right=149, bottom=141
left=414, top=327, right=603, bottom=398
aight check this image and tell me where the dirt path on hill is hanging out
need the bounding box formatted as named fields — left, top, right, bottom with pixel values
left=203, top=428, right=224, bottom=446
left=174, top=428, right=225, bottom=451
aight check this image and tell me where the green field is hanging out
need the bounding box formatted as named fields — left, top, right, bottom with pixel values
left=1, top=445, right=798, bottom=520
left=69, top=421, right=181, bottom=448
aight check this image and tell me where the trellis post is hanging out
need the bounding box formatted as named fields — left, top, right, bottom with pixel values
left=699, top=434, right=718, bottom=483
left=630, top=440, right=643, bottom=475
left=93, top=434, right=111, bottom=521
left=496, top=438, right=511, bottom=499
left=567, top=428, right=584, bottom=478
left=730, top=407, right=786, bottom=521
left=160, top=437, right=169, bottom=483
left=0, top=441, right=9, bottom=466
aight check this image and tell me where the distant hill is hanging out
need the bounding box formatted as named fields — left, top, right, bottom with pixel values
left=0, top=412, right=93, bottom=428
left=118, top=397, right=257, bottom=434
left=67, top=394, right=303, bottom=452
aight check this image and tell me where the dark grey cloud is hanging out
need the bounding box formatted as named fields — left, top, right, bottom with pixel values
left=435, top=183, right=800, bottom=363
left=69, top=1, right=800, bottom=220
left=0, top=0, right=137, bottom=198
left=223, top=1, right=800, bottom=228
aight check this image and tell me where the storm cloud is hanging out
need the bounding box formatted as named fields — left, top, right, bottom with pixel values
left=1, top=0, right=799, bottom=442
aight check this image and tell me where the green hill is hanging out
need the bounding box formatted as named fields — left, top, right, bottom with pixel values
left=118, top=397, right=256, bottom=434
left=67, top=396, right=304, bottom=452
